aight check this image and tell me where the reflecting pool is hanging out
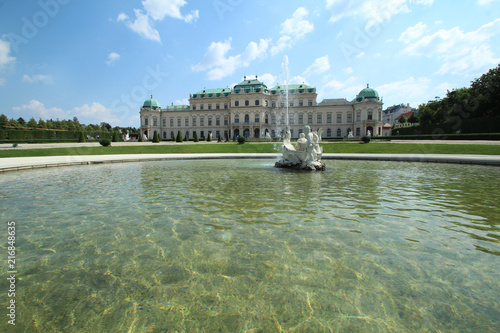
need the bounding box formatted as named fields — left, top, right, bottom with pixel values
left=0, top=159, right=499, bottom=332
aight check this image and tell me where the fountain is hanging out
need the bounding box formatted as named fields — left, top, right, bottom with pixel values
left=274, top=55, right=326, bottom=171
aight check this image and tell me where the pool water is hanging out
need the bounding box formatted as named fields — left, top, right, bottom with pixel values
left=0, top=159, right=499, bottom=332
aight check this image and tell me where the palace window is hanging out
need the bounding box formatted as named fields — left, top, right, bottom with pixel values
left=185, top=118, right=189, bottom=126
left=244, top=114, right=249, bottom=123
left=327, top=128, right=332, bottom=137
left=224, top=103, right=228, bottom=109
left=317, top=114, right=322, bottom=124
left=245, top=100, right=249, bottom=106
left=255, top=115, right=260, bottom=123
left=235, top=115, right=239, bottom=123
left=271, top=115, right=276, bottom=124
left=153, top=117, right=157, bottom=126
left=185, top=131, right=189, bottom=139
left=200, top=117, right=205, bottom=126
left=356, top=128, right=360, bottom=136
left=368, top=112, right=373, bottom=120
left=308, top=100, right=313, bottom=106
left=144, top=117, right=148, bottom=126
left=290, top=101, right=294, bottom=107
left=171, top=131, right=174, bottom=139
left=216, top=104, right=220, bottom=110
left=337, top=113, right=342, bottom=123
left=208, top=104, right=212, bottom=110
left=337, top=128, right=342, bottom=137
left=216, top=117, right=220, bottom=126
left=235, top=101, right=239, bottom=107
left=224, top=117, right=228, bottom=125
left=289, top=115, right=294, bottom=124
left=193, top=106, right=196, bottom=110
left=163, top=131, right=167, bottom=139
left=327, top=113, right=332, bottom=123
left=200, top=104, right=204, bottom=110
left=216, top=130, right=220, bottom=138
left=299, top=100, right=303, bottom=107
left=170, top=119, right=174, bottom=127
left=163, top=119, right=166, bottom=127
left=298, top=114, right=303, bottom=124
left=255, top=100, right=260, bottom=106
left=208, top=118, right=212, bottom=126
left=347, top=113, right=352, bottom=122
left=177, top=118, right=181, bottom=127
left=356, top=112, right=361, bottom=121
left=193, top=118, right=197, bottom=126
left=308, top=114, right=313, bottom=124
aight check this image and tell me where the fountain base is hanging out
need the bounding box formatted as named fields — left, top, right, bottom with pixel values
left=275, top=160, right=326, bottom=171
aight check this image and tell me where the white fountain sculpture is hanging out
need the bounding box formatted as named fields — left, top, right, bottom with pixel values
left=275, top=125, right=326, bottom=171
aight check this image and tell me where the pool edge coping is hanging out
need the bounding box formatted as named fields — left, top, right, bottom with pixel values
left=1, top=153, right=500, bottom=173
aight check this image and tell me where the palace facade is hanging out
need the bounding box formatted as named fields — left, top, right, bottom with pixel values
left=140, top=77, right=383, bottom=140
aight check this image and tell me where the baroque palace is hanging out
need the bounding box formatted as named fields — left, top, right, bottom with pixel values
left=139, top=76, right=383, bottom=140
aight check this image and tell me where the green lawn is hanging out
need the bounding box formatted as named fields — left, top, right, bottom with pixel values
left=1, top=142, right=499, bottom=158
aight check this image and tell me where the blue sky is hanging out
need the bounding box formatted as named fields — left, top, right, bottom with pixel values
left=0, top=0, right=499, bottom=127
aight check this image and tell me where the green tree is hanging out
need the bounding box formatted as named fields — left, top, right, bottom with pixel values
left=78, top=132, right=85, bottom=142
left=193, top=131, right=199, bottom=142
left=398, top=116, right=407, bottom=124
left=26, top=117, right=38, bottom=128
left=8, top=118, right=20, bottom=128
left=138, top=132, right=143, bottom=142
left=176, top=130, right=183, bottom=142
left=207, top=132, right=212, bottom=142
left=46, top=120, right=53, bottom=129
left=184, top=133, right=188, bottom=141
left=407, top=113, right=419, bottom=123
left=37, top=118, right=47, bottom=128
left=17, top=117, right=26, bottom=126
left=217, top=134, right=221, bottom=142
left=0, top=114, right=8, bottom=127
left=112, top=131, right=119, bottom=142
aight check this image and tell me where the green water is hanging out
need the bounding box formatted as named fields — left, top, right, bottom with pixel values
left=0, top=159, right=499, bottom=332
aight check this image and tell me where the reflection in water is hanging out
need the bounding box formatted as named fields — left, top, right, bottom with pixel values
left=0, top=160, right=499, bottom=332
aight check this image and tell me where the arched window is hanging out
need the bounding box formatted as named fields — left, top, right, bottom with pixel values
left=337, top=128, right=342, bottom=137
left=245, top=100, right=249, bottom=106
left=326, top=128, right=332, bottom=137
left=255, top=100, right=260, bottom=106
left=235, top=101, right=239, bottom=107
left=163, top=131, right=167, bottom=139
left=255, top=114, right=260, bottom=123
left=245, top=114, right=249, bottom=123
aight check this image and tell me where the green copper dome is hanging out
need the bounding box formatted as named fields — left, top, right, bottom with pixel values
left=143, top=96, right=161, bottom=109
left=356, top=84, right=379, bottom=102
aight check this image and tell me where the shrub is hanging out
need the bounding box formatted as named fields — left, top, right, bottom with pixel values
left=176, top=131, right=183, bottom=142
left=112, top=131, right=119, bottom=142
left=207, top=133, right=212, bottom=142
left=217, top=134, right=221, bottom=142
left=361, top=136, right=370, bottom=143
left=238, top=136, right=246, bottom=144
left=153, top=130, right=160, bottom=143
left=138, top=133, right=143, bottom=142
left=99, top=139, right=111, bottom=146
left=78, top=132, right=85, bottom=142
left=193, top=131, right=199, bottom=142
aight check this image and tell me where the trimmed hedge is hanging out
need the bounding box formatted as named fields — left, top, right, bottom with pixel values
left=392, top=116, right=500, bottom=136
left=379, top=133, right=500, bottom=141
left=0, top=129, right=114, bottom=143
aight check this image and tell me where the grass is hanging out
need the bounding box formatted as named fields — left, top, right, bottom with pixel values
left=1, top=141, right=500, bottom=158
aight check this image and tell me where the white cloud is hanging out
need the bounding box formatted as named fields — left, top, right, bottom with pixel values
left=303, top=56, right=330, bottom=76
left=119, top=9, right=161, bottom=43
left=477, top=0, right=495, bottom=5
left=401, top=18, right=500, bottom=75
left=343, top=67, right=353, bottom=74
left=356, top=51, right=365, bottom=58
left=106, top=52, right=120, bottom=65
left=270, top=7, right=314, bottom=55
left=22, top=74, right=53, bottom=84
left=118, top=0, right=199, bottom=42
left=289, top=75, right=309, bottom=85
left=13, top=100, right=120, bottom=124
left=326, top=0, right=433, bottom=28
left=192, top=38, right=270, bottom=80
left=175, top=98, right=189, bottom=105
left=399, top=22, right=427, bottom=42
left=259, top=73, right=277, bottom=87
left=376, top=77, right=431, bottom=101
left=0, top=39, right=15, bottom=68
left=142, top=0, right=199, bottom=22
left=318, top=76, right=362, bottom=100
left=13, top=100, right=68, bottom=119
left=73, top=103, right=121, bottom=124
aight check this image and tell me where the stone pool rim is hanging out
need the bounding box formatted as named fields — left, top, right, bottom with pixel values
left=1, top=153, right=500, bottom=173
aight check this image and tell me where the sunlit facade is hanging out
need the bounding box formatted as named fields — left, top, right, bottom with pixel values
left=140, top=77, right=383, bottom=140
